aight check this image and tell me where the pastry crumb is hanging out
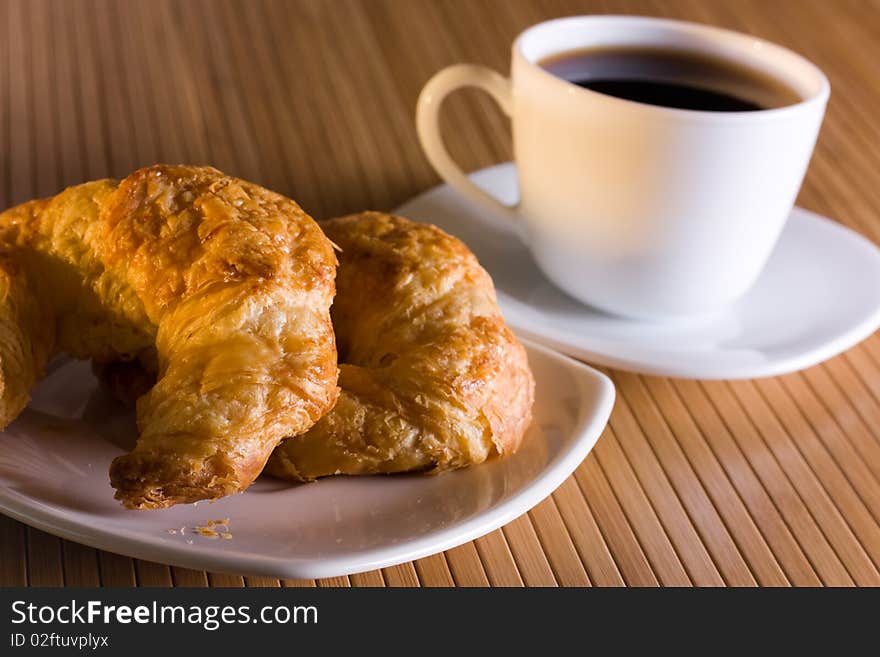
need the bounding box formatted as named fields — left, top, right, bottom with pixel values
left=192, top=518, right=232, bottom=540
left=169, top=518, right=232, bottom=541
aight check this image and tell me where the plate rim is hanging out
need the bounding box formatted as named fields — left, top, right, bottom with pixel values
left=0, top=338, right=614, bottom=579
left=395, top=162, right=880, bottom=380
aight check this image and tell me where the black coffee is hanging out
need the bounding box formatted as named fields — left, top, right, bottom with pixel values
left=539, top=46, right=801, bottom=112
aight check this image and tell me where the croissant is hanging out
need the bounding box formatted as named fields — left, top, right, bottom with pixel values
left=266, top=212, right=535, bottom=479
left=0, top=165, right=339, bottom=508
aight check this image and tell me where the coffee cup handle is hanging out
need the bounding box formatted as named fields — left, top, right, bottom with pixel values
left=416, top=64, right=521, bottom=233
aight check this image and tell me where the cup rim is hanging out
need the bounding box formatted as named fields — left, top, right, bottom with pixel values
left=512, top=15, right=830, bottom=122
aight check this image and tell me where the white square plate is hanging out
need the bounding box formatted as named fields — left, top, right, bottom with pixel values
left=0, top=339, right=613, bottom=579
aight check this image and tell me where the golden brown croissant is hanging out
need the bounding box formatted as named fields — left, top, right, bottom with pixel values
left=266, top=212, right=535, bottom=480
left=0, top=165, right=339, bottom=508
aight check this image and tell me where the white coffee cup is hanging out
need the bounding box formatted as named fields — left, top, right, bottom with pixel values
left=416, top=16, right=829, bottom=319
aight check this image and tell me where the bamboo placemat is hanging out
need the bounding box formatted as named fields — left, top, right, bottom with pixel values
left=1, top=0, right=878, bottom=587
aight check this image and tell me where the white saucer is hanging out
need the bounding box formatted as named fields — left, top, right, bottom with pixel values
left=0, top=340, right=613, bottom=579
left=396, top=163, right=880, bottom=379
